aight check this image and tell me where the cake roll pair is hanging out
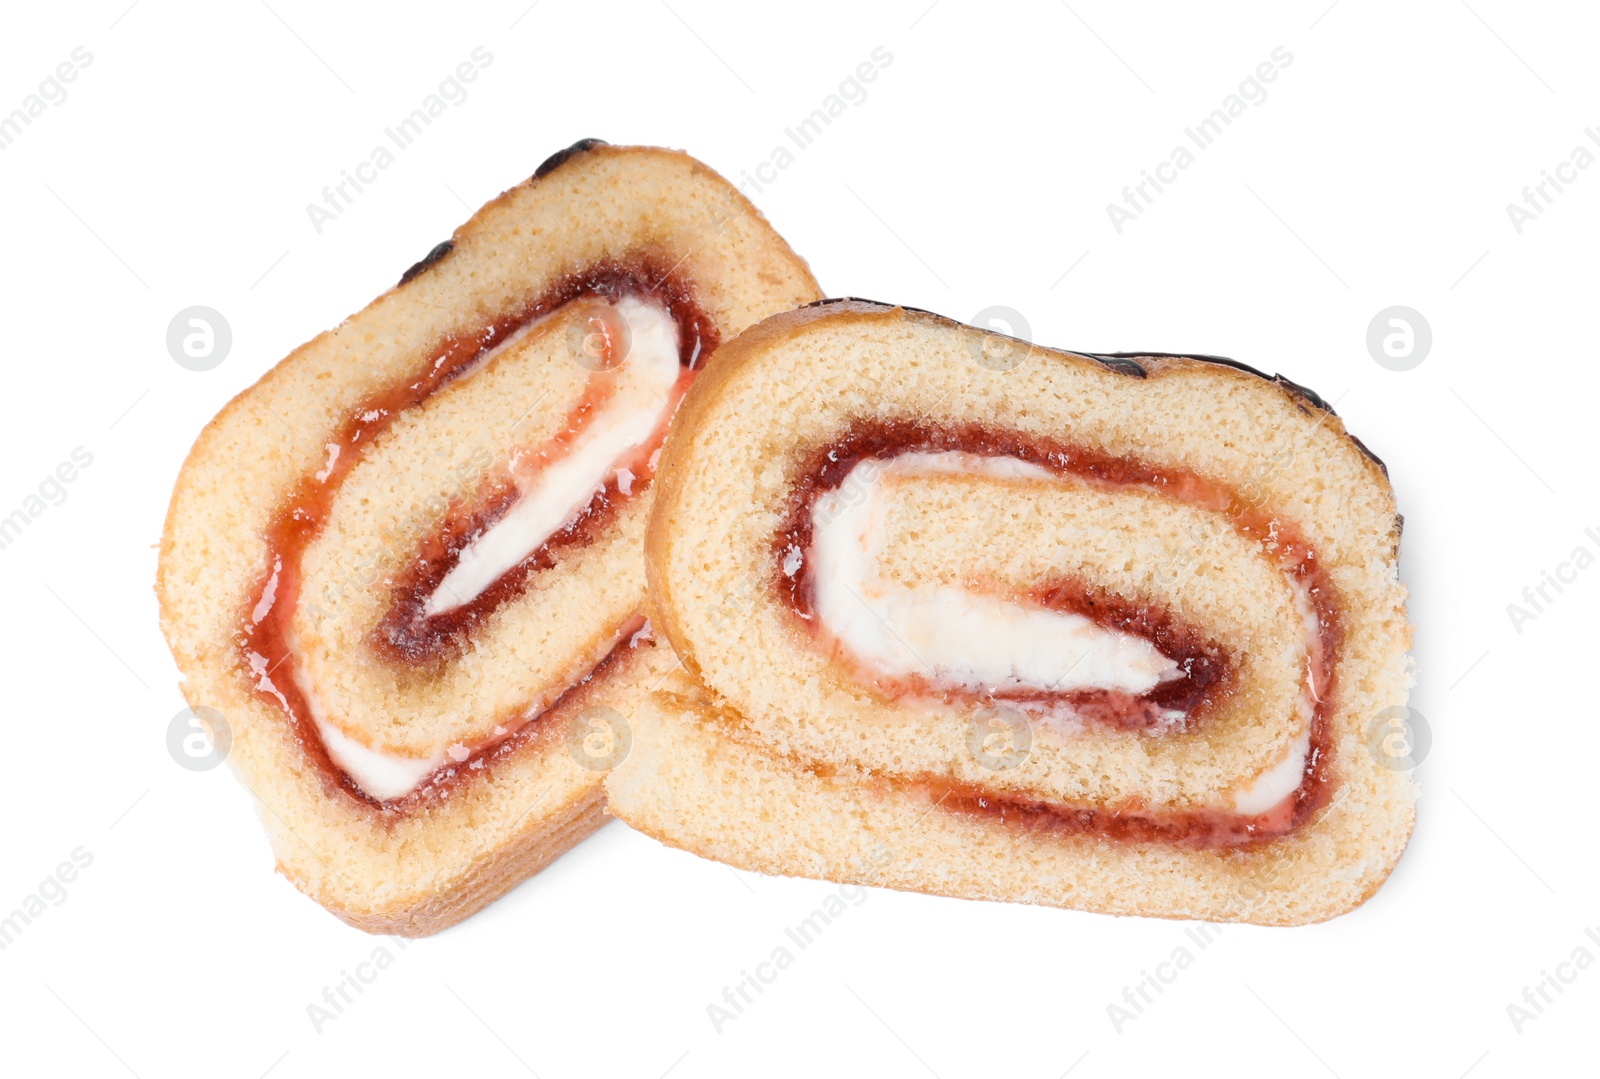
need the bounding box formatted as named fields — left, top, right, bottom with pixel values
left=158, top=141, right=1415, bottom=933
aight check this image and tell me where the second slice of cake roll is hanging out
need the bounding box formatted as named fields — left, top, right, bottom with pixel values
left=608, top=299, right=1417, bottom=926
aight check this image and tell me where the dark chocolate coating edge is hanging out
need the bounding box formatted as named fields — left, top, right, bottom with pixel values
left=394, top=139, right=609, bottom=289
left=398, top=240, right=454, bottom=287
left=534, top=137, right=609, bottom=180
left=798, top=297, right=1389, bottom=476
left=800, top=295, right=940, bottom=317
left=1078, top=352, right=1149, bottom=378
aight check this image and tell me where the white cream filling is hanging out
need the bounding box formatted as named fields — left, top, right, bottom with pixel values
left=1227, top=575, right=1321, bottom=813
left=312, top=702, right=448, bottom=801
left=253, top=626, right=457, bottom=802
left=808, top=453, right=1181, bottom=697
left=1229, top=727, right=1310, bottom=814
left=265, top=297, right=681, bottom=801
left=423, top=296, right=681, bottom=617
left=807, top=451, right=1318, bottom=817
left=248, top=621, right=442, bottom=802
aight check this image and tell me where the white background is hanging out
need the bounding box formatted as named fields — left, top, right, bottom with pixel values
left=1, top=1, right=1596, bottom=1075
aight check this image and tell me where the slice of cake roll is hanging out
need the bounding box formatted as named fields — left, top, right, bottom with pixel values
left=608, top=299, right=1416, bottom=925
left=156, top=142, right=821, bottom=935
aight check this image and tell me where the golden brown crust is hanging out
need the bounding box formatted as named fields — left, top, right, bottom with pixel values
left=609, top=687, right=1415, bottom=926
left=320, top=786, right=611, bottom=936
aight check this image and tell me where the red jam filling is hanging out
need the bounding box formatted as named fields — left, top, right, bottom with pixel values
left=772, top=418, right=1342, bottom=847
left=238, top=257, right=716, bottom=812
left=373, top=326, right=689, bottom=666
